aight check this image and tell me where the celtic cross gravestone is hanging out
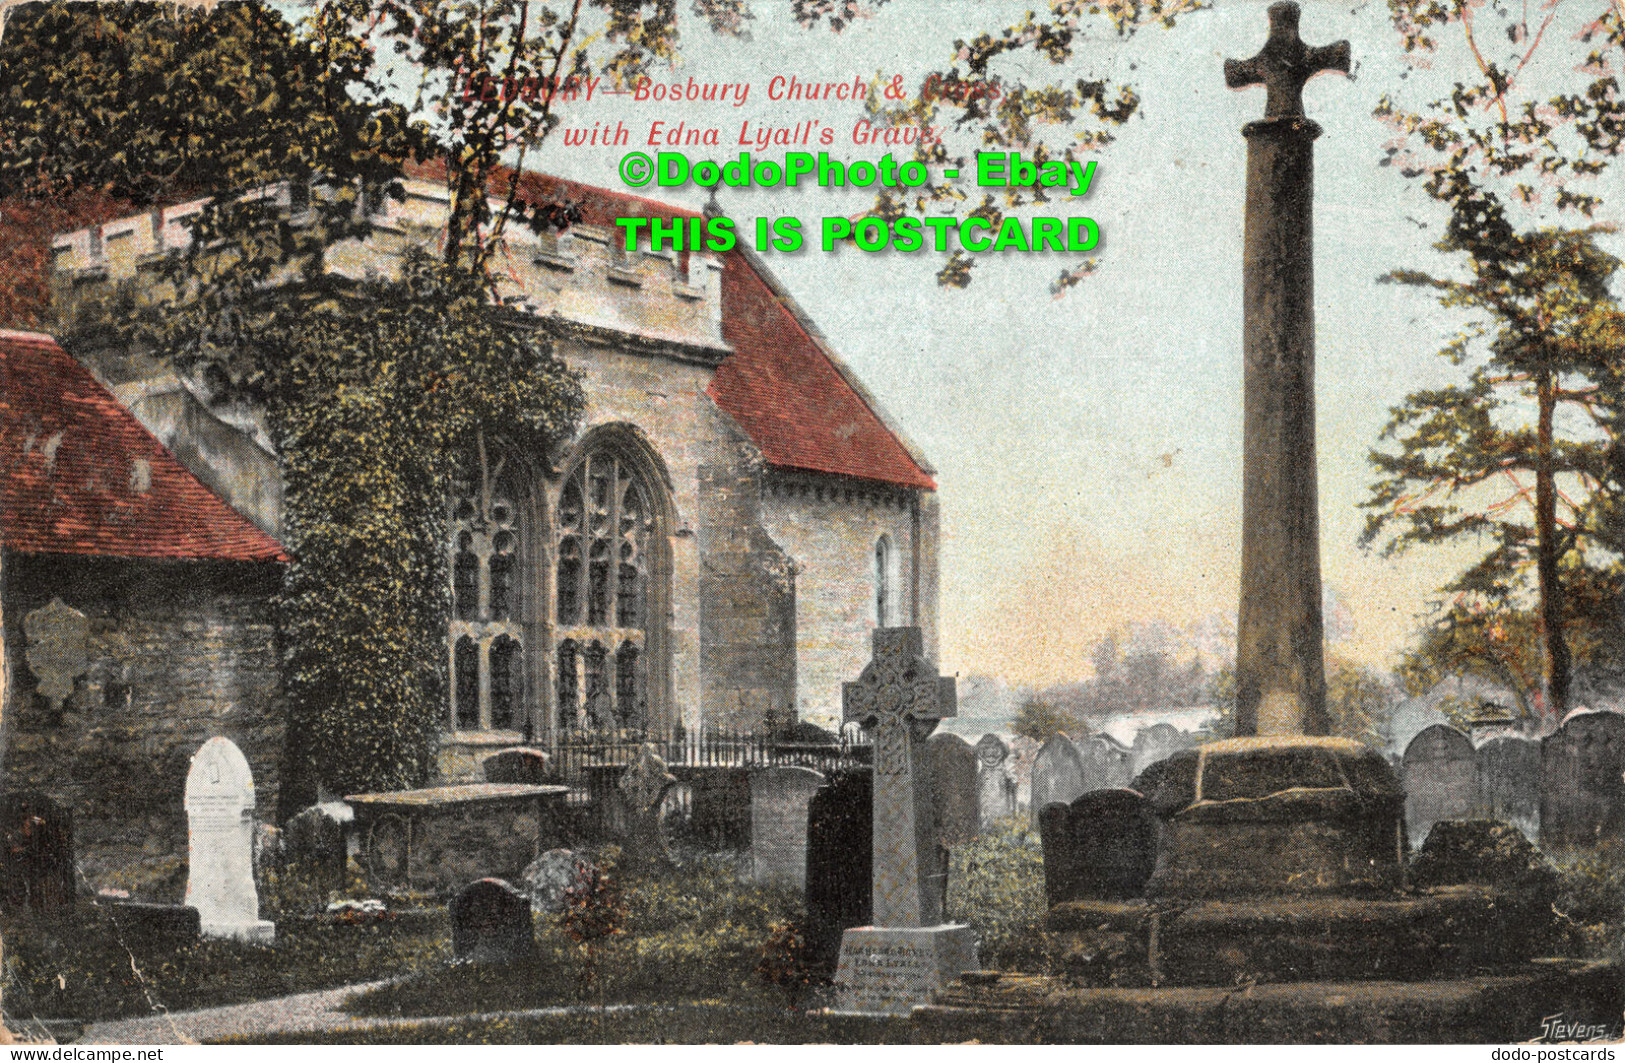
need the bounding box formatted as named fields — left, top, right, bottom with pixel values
left=832, top=627, right=977, bottom=1015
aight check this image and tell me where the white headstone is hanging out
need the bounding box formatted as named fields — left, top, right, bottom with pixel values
left=750, top=766, right=826, bottom=888
left=184, top=737, right=274, bottom=943
left=975, top=733, right=1013, bottom=828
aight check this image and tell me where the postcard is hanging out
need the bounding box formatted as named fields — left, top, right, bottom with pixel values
left=0, top=0, right=1621, bottom=1048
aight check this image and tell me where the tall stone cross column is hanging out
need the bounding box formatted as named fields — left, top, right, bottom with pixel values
left=1225, top=1, right=1349, bottom=737
left=843, top=626, right=957, bottom=927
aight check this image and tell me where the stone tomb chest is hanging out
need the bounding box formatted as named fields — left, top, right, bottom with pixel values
left=1135, top=736, right=1405, bottom=899
left=345, top=783, right=570, bottom=892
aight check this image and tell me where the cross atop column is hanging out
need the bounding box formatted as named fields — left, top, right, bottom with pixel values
left=1225, top=1, right=1350, bottom=737
left=844, top=627, right=955, bottom=927
left=1224, top=1, right=1350, bottom=120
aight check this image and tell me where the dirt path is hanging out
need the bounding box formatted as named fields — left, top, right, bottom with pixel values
left=77, top=982, right=403, bottom=1044
left=75, top=986, right=682, bottom=1045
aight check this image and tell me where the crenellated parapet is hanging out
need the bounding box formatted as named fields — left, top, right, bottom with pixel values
left=50, top=177, right=731, bottom=365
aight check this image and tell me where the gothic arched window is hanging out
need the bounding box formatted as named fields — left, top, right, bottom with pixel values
left=448, top=442, right=527, bottom=733
left=555, top=447, right=654, bottom=730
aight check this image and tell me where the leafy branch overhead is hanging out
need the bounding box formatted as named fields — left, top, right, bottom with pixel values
left=860, top=0, right=1205, bottom=290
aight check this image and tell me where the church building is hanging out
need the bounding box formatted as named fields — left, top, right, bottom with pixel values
left=44, top=167, right=941, bottom=781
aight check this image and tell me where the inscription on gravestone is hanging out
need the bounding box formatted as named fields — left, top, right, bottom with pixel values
left=184, top=737, right=274, bottom=943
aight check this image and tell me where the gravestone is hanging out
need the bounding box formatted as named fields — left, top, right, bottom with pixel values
left=1038, top=788, right=1159, bottom=906
left=1030, top=735, right=1089, bottom=826
left=1130, top=722, right=1197, bottom=779
left=750, top=766, right=826, bottom=889
left=183, top=737, right=274, bottom=943
left=1077, top=733, right=1134, bottom=793
left=1402, top=725, right=1479, bottom=849
left=1476, top=735, right=1541, bottom=843
left=833, top=628, right=977, bottom=1016
left=482, top=749, right=552, bottom=785
left=450, top=878, right=534, bottom=963
left=975, top=733, right=1014, bottom=828
left=0, top=792, right=74, bottom=911
left=617, top=744, right=677, bottom=871
left=283, top=802, right=352, bottom=893
left=522, top=849, right=591, bottom=914
left=1540, top=711, right=1625, bottom=852
left=805, top=770, right=872, bottom=971
left=929, top=733, right=980, bottom=846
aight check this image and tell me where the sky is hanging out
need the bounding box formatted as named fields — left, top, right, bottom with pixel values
left=357, top=0, right=1623, bottom=687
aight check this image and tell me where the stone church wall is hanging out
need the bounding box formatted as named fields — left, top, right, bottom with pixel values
left=0, top=553, right=284, bottom=897
left=697, top=423, right=798, bottom=730
left=759, top=475, right=937, bottom=730
left=560, top=341, right=797, bottom=732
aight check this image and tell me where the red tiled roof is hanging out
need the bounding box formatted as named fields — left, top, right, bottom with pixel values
left=0, top=330, right=288, bottom=563
left=406, top=161, right=935, bottom=491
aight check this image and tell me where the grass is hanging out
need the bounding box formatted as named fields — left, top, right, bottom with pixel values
left=17, top=814, right=1617, bottom=1044
left=346, top=851, right=802, bottom=1018
left=0, top=903, right=449, bottom=1025
left=230, top=1006, right=937, bottom=1045
left=0, top=820, right=1051, bottom=1033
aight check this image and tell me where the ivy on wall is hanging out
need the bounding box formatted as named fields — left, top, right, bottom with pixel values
left=259, top=254, right=584, bottom=797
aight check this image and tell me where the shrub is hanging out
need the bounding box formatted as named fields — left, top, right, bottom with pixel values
left=1551, top=849, right=1625, bottom=959
left=945, top=816, right=1050, bottom=972
left=755, top=921, right=813, bottom=1010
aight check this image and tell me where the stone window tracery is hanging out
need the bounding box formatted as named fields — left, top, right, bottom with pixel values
left=555, top=449, right=653, bottom=730
left=448, top=442, right=526, bottom=733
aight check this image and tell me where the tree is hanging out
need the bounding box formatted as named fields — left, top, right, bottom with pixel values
left=1367, top=3, right=1625, bottom=722
left=1010, top=696, right=1081, bottom=744
left=1361, top=227, right=1625, bottom=723
left=1323, top=655, right=1397, bottom=749
left=1073, top=628, right=1210, bottom=716
left=0, top=0, right=416, bottom=327
left=1395, top=603, right=1544, bottom=719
